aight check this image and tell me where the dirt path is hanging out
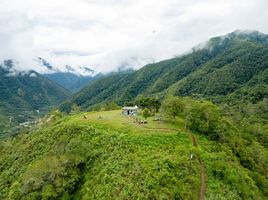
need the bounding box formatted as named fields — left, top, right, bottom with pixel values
left=190, top=134, right=206, bottom=200
left=198, top=160, right=206, bottom=200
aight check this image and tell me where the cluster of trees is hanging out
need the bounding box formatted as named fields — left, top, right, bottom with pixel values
left=161, top=96, right=268, bottom=197
left=135, top=96, right=161, bottom=113
left=161, top=97, right=227, bottom=140
left=134, top=96, right=161, bottom=119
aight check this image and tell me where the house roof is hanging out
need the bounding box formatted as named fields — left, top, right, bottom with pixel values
left=122, top=105, right=139, bottom=110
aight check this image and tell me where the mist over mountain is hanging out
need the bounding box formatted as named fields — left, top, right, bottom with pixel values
left=1, top=0, right=268, bottom=198
left=0, top=57, right=101, bottom=92
left=0, top=61, right=71, bottom=137
left=37, top=57, right=102, bottom=92
left=60, top=30, right=268, bottom=112
left=0, top=28, right=268, bottom=199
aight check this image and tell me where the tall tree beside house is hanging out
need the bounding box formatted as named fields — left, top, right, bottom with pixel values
left=142, top=108, right=150, bottom=119
left=135, top=96, right=161, bottom=114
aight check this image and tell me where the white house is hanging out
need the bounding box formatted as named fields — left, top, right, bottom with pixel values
left=122, top=105, right=139, bottom=115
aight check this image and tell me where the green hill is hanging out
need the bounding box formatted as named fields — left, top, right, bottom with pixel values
left=60, top=31, right=268, bottom=112
left=0, top=61, right=72, bottom=137
left=1, top=102, right=267, bottom=199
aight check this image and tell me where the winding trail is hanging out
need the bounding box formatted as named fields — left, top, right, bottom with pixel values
left=190, top=134, right=206, bottom=200
left=122, top=116, right=206, bottom=199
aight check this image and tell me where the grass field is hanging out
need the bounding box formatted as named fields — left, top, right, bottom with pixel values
left=75, top=110, right=182, bottom=134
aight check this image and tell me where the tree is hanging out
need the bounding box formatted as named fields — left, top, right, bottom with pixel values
left=135, top=96, right=161, bottom=113
left=70, top=104, right=81, bottom=114
left=187, top=101, right=224, bottom=140
left=142, top=108, right=150, bottom=119
left=161, top=97, right=186, bottom=118
left=103, top=102, right=120, bottom=111
left=149, top=98, right=161, bottom=113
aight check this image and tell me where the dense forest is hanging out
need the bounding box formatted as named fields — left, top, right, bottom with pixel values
left=0, top=61, right=71, bottom=137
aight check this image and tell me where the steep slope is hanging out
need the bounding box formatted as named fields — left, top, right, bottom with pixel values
left=0, top=62, right=72, bottom=136
left=44, top=72, right=82, bottom=91
left=60, top=30, right=268, bottom=112
left=60, top=71, right=133, bottom=112
left=44, top=72, right=101, bottom=92
left=166, top=36, right=268, bottom=99
left=69, top=73, right=103, bottom=92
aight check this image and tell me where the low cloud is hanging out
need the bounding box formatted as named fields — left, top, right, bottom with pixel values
left=0, top=0, right=268, bottom=74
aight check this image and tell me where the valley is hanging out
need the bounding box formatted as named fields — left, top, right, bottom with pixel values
left=0, top=30, right=267, bottom=199
left=0, top=63, right=72, bottom=138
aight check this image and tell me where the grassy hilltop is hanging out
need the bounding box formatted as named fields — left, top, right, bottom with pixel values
left=1, top=107, right=266, bottom=199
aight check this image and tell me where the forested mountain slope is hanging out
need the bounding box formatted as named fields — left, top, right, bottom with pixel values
left=0, top=62, right=72, bottom=137
left=60, top=31, right=268, bottom=112
left=44, top=72, right=102, bottom=93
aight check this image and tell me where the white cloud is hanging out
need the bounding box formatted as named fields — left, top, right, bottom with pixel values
left=0, top=0, right=268, bottom=74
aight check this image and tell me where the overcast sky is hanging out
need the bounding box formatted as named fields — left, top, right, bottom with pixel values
left=0, top=0, right=268, bottom=74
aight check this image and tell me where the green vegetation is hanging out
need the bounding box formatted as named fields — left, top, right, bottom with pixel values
left=1, top=98, right=267, bottom=199
left=60, top=31, right=268, bottom=113
left=1, top=31, right=267, bottom=199
left=0, top=110, right=199, bottom=199
left=0, top=62, right=71, bottom=137
left=135, top=96, right=161, bottom=114
left=161, top=97, right=268, bottom=199
left=142, top=108, right=150, bottom=119
left=44, top=72, right=103, bottom=93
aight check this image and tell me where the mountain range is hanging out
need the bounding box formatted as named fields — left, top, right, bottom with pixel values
left=37, top=57, right=101, bottom=92
left=1, top=30, right=268, bottom=134
left=0, top=60, right=72, bottom=136
left=43, top=72, right=102, bottom=93
left=0, top=30, right=267, bottom=199
left=60, top=30, right=268, bottom=112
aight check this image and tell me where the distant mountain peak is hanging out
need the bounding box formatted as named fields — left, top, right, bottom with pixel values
left=224, top=29, right=268, bottom=43
left=35, top=57, right=97, bottom=76
left=1, top=59, right=26, bottom=76
left=65, top=65, right=75, bottom=72
left=230, top=29, right=267, bottom=36
left=3, top=59, right=14, bottom=69
left=79, top=66, right=95, bottom=76
left=82, top=67, right=94, bottom=73
left=192, top=30, right=268, bottom=52
left=37, top=57, right=54, bottom=70
left=0, top=62, right=39, bottom=78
